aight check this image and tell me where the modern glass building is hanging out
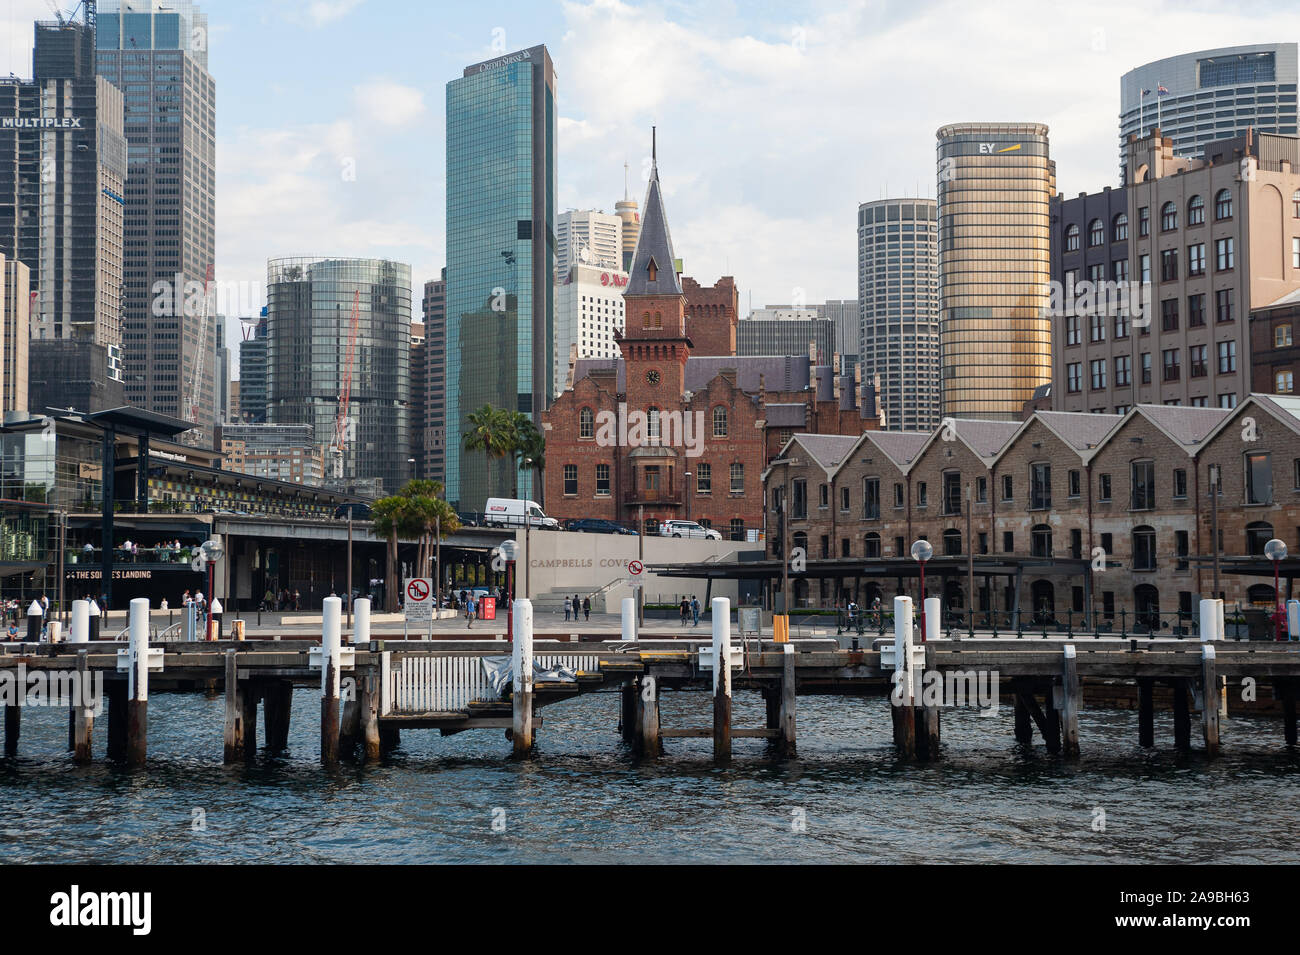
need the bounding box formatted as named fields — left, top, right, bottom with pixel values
left=1119, top=44, right=1298, bottom=182
left=96, top=0, right=218, bottom=440
left=936, top=123, right=1054, bottom=420
left=445, top=44, right=556, bottom=510
left=264, top=257, right=411, bottom=495
left=857, top=199, right=939, bottom=431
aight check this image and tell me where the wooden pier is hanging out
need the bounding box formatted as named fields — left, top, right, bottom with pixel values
left=1, top=596, right=1297, bottom=767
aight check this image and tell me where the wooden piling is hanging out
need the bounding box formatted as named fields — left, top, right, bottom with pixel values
left=1201, top=645, right=1220, bottom=757
left=1138, top=678, right=1155, bottom=748
left=892, top=595, right=916, bottom=758
left=378, top=725, right=400, bottom=755
left=1013, top=687, right=1032, bottom=744
left=242, top=681, right=259, bottom=760
left=511, top=598, right=534, bottom=757
left=1061, top=645, right=1080, bottom=759
left=634, top=675, right=661, bottom=757
left=72, top=650, right=93, bottom=764
left=1042, top=689, right=1061, bottom=754
left=3, top=703, right=17, bottom=759
left=125, top=598, right=149, bottom=767
left=360, top=673, right=381, bottom=763
left=779, top=643, right=797, bottom=756
left=1172, top=678, right=1191, bottom=752
left=223, top=650, right=246, bottom=763
left=262, top=680, right=292, bottom=754
left=106, top=680, right=127, bottom=762
left=339, top=694, right=361, bottom=762
left=321, top=596, right=342, bottom=768
left=1280, top=680, right=1297, bottom=747
left=620, top=681, right=637, bottom=744
left=764, top=688, right=780, bottom=731
left=711, top=597, right=732, bottom=764
left=919, top=643, right=940, bottom=760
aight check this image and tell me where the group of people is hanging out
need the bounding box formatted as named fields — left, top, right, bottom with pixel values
left=843, top=595, right=883, bottom=627
left=563, top=595, right=591, bottom=622
left=261, top=589, right=303, bottom=612
left=102, top=539, right=186, bottom=563
left=678, top=596, right=702, bottom=627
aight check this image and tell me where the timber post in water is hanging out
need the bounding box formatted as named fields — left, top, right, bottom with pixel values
left=711, top=597, right=732, bottom=763
left=511, top=598, right=534, bottom=757
left=125, top=598, right=149, bottom=767
left=320, top=596, right=342, bottom=768
left=1062, top=645, right=1081, bottom=759
left=891, top=596, right=916, bottom=759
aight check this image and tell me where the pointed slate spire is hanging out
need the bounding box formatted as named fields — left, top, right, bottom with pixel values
left=625, top=127, right=681, bottom=297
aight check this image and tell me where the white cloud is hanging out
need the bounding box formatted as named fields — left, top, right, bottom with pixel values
left=305, top=0, right=366, bottom=28
left=352, top=81, right=427, bottom=127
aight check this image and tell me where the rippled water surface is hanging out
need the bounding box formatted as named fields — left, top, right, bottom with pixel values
left=0, top=690, right=1296, bottom=863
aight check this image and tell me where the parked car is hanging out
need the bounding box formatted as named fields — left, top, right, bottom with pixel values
left=484, top=498, right=559, bottom=529
left=565, top=518, right=638, bottom=535
left=658, top=520, right=722, bottom=540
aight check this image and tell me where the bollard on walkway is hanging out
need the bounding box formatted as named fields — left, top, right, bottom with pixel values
left=352, top=598, right=371, bottom=645
left=621, top=596, right=637, bottom=643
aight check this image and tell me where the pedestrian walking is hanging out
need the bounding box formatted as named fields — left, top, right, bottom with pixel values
left=583, top=596, right=591, bottom=621
left=691, top=596, right=700, bottom=627
left=465, top=593, right=476, bottom=629
left=679, top=596, right=690, bottom=627
left=564, top=595, right=571, bottom=621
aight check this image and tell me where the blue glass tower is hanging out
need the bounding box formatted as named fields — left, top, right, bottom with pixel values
left=445, top=44, right=556, bottom=510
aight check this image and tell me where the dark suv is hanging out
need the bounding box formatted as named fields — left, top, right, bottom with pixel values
left=565, top=518, right=638, bottom=535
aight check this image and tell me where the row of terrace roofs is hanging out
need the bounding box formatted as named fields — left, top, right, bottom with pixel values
left=764, top=395, right=1300, bottom=480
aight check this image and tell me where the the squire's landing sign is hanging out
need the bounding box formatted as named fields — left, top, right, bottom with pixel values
left=2, top=117, right=83, bottom=129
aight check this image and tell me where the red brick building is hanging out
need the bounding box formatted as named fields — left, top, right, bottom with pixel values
left=543, top=152, right=879, bottom=539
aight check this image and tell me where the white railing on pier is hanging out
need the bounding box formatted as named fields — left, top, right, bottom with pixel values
left=384, top=653, right=599, bottom=715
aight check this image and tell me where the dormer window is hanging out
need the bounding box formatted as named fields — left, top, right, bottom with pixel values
left=647, top=257, right=658, bottom=282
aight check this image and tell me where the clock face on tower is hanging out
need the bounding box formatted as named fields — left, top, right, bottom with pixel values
left=645, top=369, right=661, bottom=386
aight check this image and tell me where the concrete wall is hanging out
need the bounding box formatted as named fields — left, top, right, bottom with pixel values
left=515, top=529, right=760, bottom=609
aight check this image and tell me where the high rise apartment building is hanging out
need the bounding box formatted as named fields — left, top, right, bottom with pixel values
left=556, top=209, right=622, bottom=276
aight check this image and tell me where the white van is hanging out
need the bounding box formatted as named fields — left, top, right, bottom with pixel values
left=484, top=498, right=559, bottom=529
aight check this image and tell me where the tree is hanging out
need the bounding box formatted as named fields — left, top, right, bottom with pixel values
left=372, top=481, right=461, bottom=612
left=512, top=414, right=547, bottom=508
left=464, top=404, right=514, bottom=505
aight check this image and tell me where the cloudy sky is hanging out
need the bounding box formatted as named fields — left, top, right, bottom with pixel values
left=3, top=0, right=1300, bottom=374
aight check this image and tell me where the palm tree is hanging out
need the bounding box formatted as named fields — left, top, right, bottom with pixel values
left=512, top=415, right=546, bottom=508
left=464, top=405, right=514, bottom=507
left=373, top=480, right=462, bottom=612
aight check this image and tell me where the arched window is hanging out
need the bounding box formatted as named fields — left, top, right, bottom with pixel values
left=1064, top=223, right=1080, bottom=252
left=864, top=532, right=881, bottom=559
left=1031, top=524, right=1053, bottom=558
left=1087, top=218, right=1104, bottom=247
left=579, top=407, right=594, bottom=439
left=641, top=311, right=652, bottom=329
left=1246, top=521, right=1274, bottom=556
left=1132, top=525, right=1157, bottom=570
left=1134, top=584, right=1160, bottom=632
left=1187, top=194, right=1205, bottom=225
left=1247, top=583, right=1277, bottom=607
left=943, top=528, right=962, bottom=556
left=792, top=531, right=808, bottom=553
left=1160, top=201, right=1178, bottom=231
left=1112, top=212, right=1128, bottom=241
left=1215, top=189, right=1233, bottom=220
left=712, top=406, right=728, bottom=438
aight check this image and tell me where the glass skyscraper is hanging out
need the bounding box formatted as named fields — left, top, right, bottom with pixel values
left=857, top=199, right=939, bottom=431
left=936, top=123, right=1054, bottom=420
left=445, top=44, right=556, bottom=511
left=265, top=257, right=411, bottom=495
left=1119, top=44, right=1298, bottom=182
left=96, top=0, right=217, bottom=439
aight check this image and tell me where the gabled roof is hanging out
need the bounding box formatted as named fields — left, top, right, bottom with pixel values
left=1084, top=403, right=1232, bottom=462
left=828, top=429, right=931, bottom=479
left=789, top=434, right=861, bottom=474
left=1194, top=393, right=1300, bottom=449
left=624, top=152, right=681, bottom=297
left=1002, top=410, right=1123, bottom=463
left=910, top=418, right=1021, bottom=469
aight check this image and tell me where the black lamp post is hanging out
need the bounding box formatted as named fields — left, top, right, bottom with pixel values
left=911, top=539, right=933, bottom=642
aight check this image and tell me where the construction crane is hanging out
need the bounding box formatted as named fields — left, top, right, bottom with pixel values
left=183, top=263, right=215, bottom=427
left=44, top=1, right=94, bottom=28
left=330, top=290, right=362, bottom=479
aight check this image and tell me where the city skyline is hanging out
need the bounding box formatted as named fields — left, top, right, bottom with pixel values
left=7, top=0, right=1300, bottom=356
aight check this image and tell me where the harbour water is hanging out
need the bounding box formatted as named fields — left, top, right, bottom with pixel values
left=1, top=691, right=1296, bottom=864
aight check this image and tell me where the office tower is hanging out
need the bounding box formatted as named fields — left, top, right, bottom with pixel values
left=1119, top=44, right=1298, bottom=181
left=737, top=307, right=835, bottom=360
left=96, top=0, right=216, bottom=437
left=936, top=123, right=1054, bottom=420
left=265, top=256, right=411, bottom=494
left=2, top=258, right=29, bottom=415
left=214, top=317, right=230, bottom=423
left=858, top=198, right=940, bottom=431
left=410, top=318, right=425, bottom=478
left=237, top=313, right=267, bottom=423
left=220, top=423, right=324, bottom=486
left=615, top=164, right=640, bottom=271
left=557, top=209, right=622, bottom=276
left=421, top=270, right=446, bottom=485
left=445, top=44, right=555, bottom=509
left=555, top=261, right=627, bottom=389
left=0, top=14, right=126, bottom=414
left=1053, top=129, right=1300, bottom=414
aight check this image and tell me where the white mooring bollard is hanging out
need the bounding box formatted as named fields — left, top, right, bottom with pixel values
left=621, top=596, right=637, bottom=643
left=352, top=597, right=371, bottom=645
left=1199, top=597, right=1222, bottom=642
left=512, top=597, right=534, bottom=756
left=924, top=596, right=941, bottom=643
left=70, top=600, right=90, bottom=644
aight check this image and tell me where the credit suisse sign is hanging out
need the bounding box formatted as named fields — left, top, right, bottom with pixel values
left=600, top=273, right=628, bottom=288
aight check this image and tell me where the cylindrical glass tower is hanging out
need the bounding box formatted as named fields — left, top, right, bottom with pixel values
left=936, top=123, right=1054, bottom=420
left=265, top=256, right=411, bottom=494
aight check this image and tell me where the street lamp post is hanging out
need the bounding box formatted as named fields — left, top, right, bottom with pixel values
left=684, top=471, right=691, bottom=523
left=500, top=539, right=518, bottom=641
left=911, top=539, right=933, bottom=642
left=1266, top=538, right=1288, bottom=641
